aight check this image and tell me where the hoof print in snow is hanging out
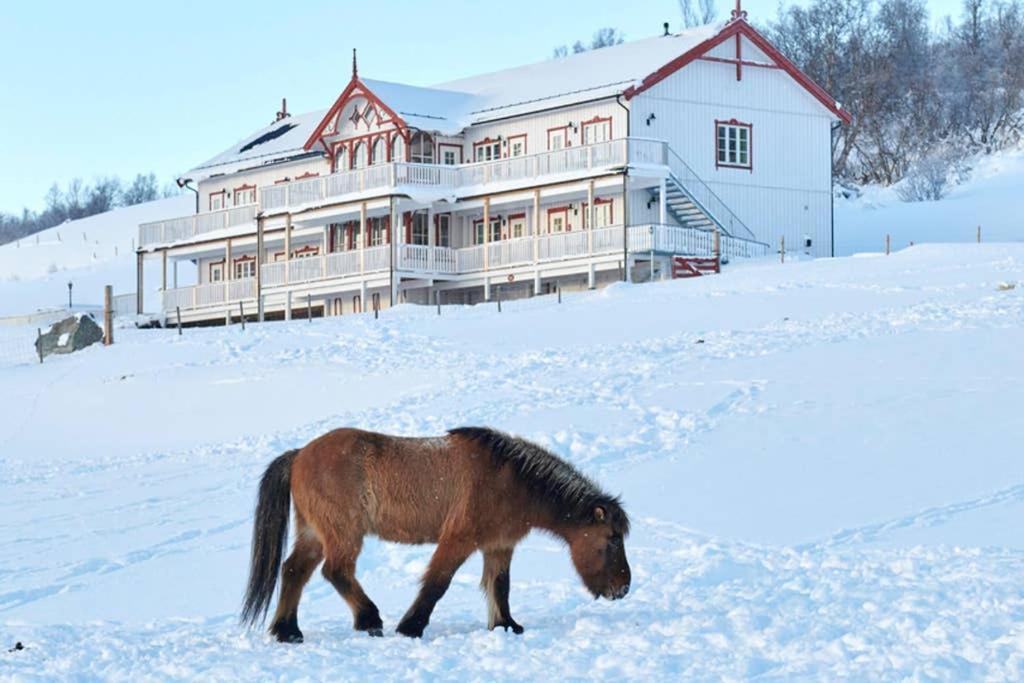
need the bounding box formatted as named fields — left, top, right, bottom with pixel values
left=8, top=641, right=24, bottom=653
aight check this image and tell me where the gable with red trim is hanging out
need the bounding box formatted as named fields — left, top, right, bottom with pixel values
left=303, top=77, right=408, bottom=154
left=623, top=19, right=851, bottom=125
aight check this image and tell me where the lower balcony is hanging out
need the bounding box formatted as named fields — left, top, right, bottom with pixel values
left=159, top=223, right=767, bottom=318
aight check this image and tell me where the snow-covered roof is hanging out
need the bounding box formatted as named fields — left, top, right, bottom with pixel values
left=188, top=109, right=326, bottom=180
left=190, top=22, right=729, bottom=179
left=438, top=22, right=724, bottom=122
left=359, top=78, right=479, bottom=135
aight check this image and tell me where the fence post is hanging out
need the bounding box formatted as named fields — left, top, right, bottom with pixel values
left=103, top=285, right=113, bottom=346
left=239, top=301, right=245, bottom=331
left=977, top=225, right=982, bottom=243
left=436, top=291, right=441, bottom=315
left=885, top=234, right=891, bottom=256
left=780, top=235, right=785, bottom=264
left=497, top=286, right=502, bottom=313
left=36, top=328, right=43, bottom=364
left=557, top=284, right=562, bottom=304
left=307, top=293, right=312, bottom=322
left=176, top=306, right=182, bottom=335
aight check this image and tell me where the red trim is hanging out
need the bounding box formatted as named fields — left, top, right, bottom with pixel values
left=232, top=184, right=256, bottom=207
left=715, top=118, right=753, bottom=171
left=623, top=19, right=851, bottom=125
left=582, top=197, right=614, bottom=227
left=208, top=190, right=226, bottom=211
left=546, top=206, right=570, bottom=233
left=580, top=116, right=612, bottom=143
left=546, top=126, right=570, bottom=150
left=294, top=172, right=320, bottom=180
left=506, top=134, right=527, bottom=158
left=273, top=178, right=290, bottom=185
left=304, top=78, right=409, bottom=150
left=292, top=244, right=320, bottom=257
left=473, top=137, right=501, bottom=161
left=438, top=143, right=463, bottom=165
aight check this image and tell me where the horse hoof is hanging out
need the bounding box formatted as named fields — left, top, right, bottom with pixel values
left=275, top=632, right=303, bottom=644
left=499, top=622, right=524, bottom=635
left=396, top=621, right=425, bottom=638
left=367, top=628, right=383, bottom=638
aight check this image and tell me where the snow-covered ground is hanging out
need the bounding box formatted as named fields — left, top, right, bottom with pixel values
left=0, top=195, right=190, bottom=317
left=2, top=244, right=1023, bottom=680
left=836, top=145, right=1024, bottom=255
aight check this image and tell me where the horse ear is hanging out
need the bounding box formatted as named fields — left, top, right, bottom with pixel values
left=594, top=506, right=606, bottom=522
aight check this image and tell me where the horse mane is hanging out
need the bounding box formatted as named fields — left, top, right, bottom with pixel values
left=448, top=427, right=630, bottom=535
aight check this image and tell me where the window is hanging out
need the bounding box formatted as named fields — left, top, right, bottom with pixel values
left=353, top=142, right=368, bottom=169
left=509, top=214, right=526, bottom=239
left=335, top=145, right=348, bottom=171
left=368, top=217, right=387, bottom=246
left=547, top=127, right=568, bottom=151
left=293, top=246, right=319, bottom=259
left=209, top=191, right=226, bottom=211
left=440, top=144, right=461, bottom=165
left=234, top=258, right=255, bottom=279
left=234, top=185, right=256, bottom=206
left=391, top=136, right=406, bottom=162
left=581, top=117, right=611, bottom=145
left=362, top=105, right=377, bottom=127
left=209, top=261, right=224, bottom=282
left=508, top=135, right=527, bottom=158
left=370, top=138, right=385, bottom=165
left=411, top=212, right=429, bottom=245
left=352, top=294, right=362, bottom=313
left=474, top=139, right=500, bottom=162
left=436, top=214, right=451, bottom=247
left=547, top=208, right=569, bottom=233
left=410, top=132, right=434, bottom=164
left=716, top=120, right=752, bottom=169
left=473, top=218, right=501, bottom=244
left=585, top=199, right=613, bottom=229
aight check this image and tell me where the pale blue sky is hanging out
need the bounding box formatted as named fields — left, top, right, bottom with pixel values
left=0, top=0, right=960, bottom=213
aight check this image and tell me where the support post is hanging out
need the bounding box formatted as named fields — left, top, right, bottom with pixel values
left=256, top=214, right=265, bottom=322
left=389, top=197, right=398, bottom=307
left=307, top=293, right=312, bottom=322
left=483, top=197, right=491, bottom=299
left=136, top=251, right=144, bottom=315
left=284, top=213, right=292, bottom=283
left=161, top=251, right=167, bottom=292
left=103, top=285, right=113, bottom=346
left=658, top=176, right=667, bottom=226
left=176, top=306, right=182, bottom=335
left=239, top=301, right=245, bottom=330
left=173, top=260, right=178, bottom=289
left=713, top=228, right=721, bottom=266
left=285, top=290, right=292, bottom=321
left=532, top=189, right=541, bottom=265
left=780, top=235, right=785, bottom=264
left=533, top=270, right=541, bottom=296
left=224, top=238, right=233, bottom=303
left=359, top=202, right=367, bottom=274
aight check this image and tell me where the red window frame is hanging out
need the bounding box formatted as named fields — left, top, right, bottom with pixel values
left=715, top=118, right=753, bottom=171
left=506, top=134, right=527, bottom=158
left=473, top=137, right=501, bottom=162
left=582, top=197, right=614, bottom=228
left=208, top=190, right=226, bottom=211
left=546, top=206, right=570, bottom=233
left=580, top=116, right=612, bottom=145
left=547, top=126, right=570, bottom=151
left=233, top=184, right=256, bottom=207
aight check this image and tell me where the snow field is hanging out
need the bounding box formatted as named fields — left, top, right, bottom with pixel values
left=1, top=244, right=1023, bottom=680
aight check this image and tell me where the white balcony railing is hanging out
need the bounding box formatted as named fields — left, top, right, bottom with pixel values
left=140, top=204, right=257, bottom=247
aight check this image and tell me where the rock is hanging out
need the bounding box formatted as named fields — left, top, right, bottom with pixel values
left=35, top=314, right=104, bottom=359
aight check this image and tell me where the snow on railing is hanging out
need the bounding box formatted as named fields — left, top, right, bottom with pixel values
left=139, top=204, right=257, bottom=248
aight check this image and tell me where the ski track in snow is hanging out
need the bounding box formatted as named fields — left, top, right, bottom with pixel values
left=2, top=246, right=1024, bottom=680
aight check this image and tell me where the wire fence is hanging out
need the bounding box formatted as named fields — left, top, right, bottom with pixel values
left=0, top=324, right=42, bottom=369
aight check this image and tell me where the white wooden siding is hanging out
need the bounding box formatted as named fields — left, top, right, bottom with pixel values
left=633, top=56, right=836, bottom=256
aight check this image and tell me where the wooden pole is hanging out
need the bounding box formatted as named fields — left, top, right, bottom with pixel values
left=307, top=293, right=312, bottom=322
left=780, top=235, right=785, bottom=264
left=176, top=306, right=182, bottom=335
left=103, top=285, right=113, bottom=346
left=977, top=225, right=982, bottom=243
left=239, top=301, right=245, bottom=330
left=497, top=286, right=502, bottom=313
left=885, top=234, right=891, bottom=256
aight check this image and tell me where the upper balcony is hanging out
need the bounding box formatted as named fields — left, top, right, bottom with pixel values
left=139, top=138, right=669, bottom=249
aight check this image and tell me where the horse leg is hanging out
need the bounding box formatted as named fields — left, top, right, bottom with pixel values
left=397, top=539, right=474, bottom=638
left=269, top=523, right=323, bottom=643
left=321, top=539, right=384, bottom=637
left=481, top=547, right=523, bottom=634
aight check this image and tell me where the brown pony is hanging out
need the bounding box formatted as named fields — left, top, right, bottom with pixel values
left=241, top=427, right=631, bottom=641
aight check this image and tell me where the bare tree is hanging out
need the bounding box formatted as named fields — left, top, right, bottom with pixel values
left=680, top=0, right=717, bottom=28
left=123, top=173, right=160, bottom=206
left=552, top=28, right=624, bottom=58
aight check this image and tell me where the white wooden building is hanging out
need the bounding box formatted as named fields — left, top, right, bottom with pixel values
left=137, top=9, right=850, bottom=323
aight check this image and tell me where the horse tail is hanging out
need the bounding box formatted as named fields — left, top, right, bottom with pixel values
left=241, top=448, right=299, bottom=628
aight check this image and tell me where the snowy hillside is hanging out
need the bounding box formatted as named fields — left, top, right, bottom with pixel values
left=836, top=145, right=1024, bottom=255
left=2, top=245, right=1023, bottom=680
left=0, top=195, right=191, bottom=317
